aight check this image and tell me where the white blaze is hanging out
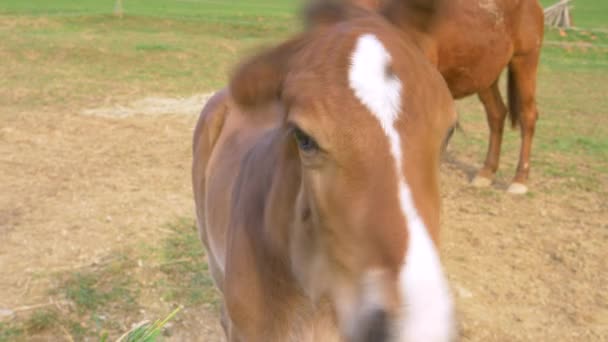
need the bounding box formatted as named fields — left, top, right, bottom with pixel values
left=348, top=34, right=454, bottom=342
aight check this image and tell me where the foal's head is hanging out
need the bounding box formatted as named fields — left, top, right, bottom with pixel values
left=231, top=3, right=456, bottom=341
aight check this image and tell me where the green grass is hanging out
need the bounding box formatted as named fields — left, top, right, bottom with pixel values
left=62, top=272, right=136, bottom=313
left=24, top=309, right=60, bottom=333
left=49, top=257, right=141, bottom=339
left=158, top=218, right=219, bottom=308
left=540, top=0, right=608, bottom=29
left=0, top=323, right=23, bottom=342
left=113, top=307, right=181, bottom=342
left=0, top=218, right=210, bottom=341
left=0, top=0, right=301, bottom=115
left=0, top=0, right=300, bottom=20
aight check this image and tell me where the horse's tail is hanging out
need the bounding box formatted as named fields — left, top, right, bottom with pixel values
left=507, top=63, right=520, bottom=129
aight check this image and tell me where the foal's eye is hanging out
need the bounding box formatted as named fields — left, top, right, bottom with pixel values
left=293, top=127, right=318, bottom=152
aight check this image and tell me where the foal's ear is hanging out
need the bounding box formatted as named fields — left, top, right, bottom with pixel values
left=229, top=36, right=307, bottom=109
left=381, top=0, right=443, bottom=33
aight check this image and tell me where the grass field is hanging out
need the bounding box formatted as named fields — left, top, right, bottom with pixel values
left=540, top=0, right=608, bottom=28
left=0, top=0, right=607, bottom=341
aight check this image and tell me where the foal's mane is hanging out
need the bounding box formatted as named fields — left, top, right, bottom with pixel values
left=302, top=0, right=443, bottom=32
left=230, top=0, right=443, bottom=110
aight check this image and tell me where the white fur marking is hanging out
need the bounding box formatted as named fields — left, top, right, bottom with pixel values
left=349, top=34, right=454, bottom=342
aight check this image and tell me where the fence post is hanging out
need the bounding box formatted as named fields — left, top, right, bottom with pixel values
left=114, top=0, right=124, bottom=18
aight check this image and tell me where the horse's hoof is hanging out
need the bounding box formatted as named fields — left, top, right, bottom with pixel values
left=471, top=175, right=492, bottom=187
left=507, top=182, right=528, bottom=195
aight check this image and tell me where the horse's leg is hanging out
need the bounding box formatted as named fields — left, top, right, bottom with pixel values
left=507, top=51, right=540, bottom=195
left=472, top=81, right=508, bottom=187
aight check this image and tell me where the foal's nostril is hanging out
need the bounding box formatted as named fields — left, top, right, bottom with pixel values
left=362, top=309, right=389, bottom=342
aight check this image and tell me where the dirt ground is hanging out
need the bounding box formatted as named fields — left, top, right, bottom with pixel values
left=1, top=94, right=606, bottom=341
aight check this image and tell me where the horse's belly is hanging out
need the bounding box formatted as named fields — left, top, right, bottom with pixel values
left=434, top=0, right=515, bottom=98
left=441, top=62, right=507, bottom=98
left=437, top=38, right=513, bottom=98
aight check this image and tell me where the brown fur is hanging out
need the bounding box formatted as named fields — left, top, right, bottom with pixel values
left=193, top=2, right=456, bottom=341
left=354, top=0, right=544, bottom=187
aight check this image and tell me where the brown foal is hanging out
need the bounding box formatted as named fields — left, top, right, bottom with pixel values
left=193, top=1, right=458, bottom=341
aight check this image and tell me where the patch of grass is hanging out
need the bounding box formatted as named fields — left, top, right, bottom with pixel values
left=0, top=1, right=299, bottom=115
left=540, top=0, right=608, bottom=28
left=544, top=27, right=608, bottom=45
left=68, top=320, right=89, bottom=341
left=0, top=311, right=87, bottom=342
left=539, top=134, right=608, bottom=157
left=537, top=159, right=602, bottom=192
left=541, top=45, right=608, bottom=72
left=64, top=273, right=105, bottom=312
left=0, top=323, right=23, bottom=342
left=476, top=187, right=502, bottom=199
left=1, top=219, right=216, bottom=341
left=135, top=43, right=178, bottom=52
left=114, top=307, right=181, bottom=342
left=27, top=255, right=142, bottom=340
left=63, top=271, right=136, bottom=314
left=0, top=0, right=300, bottom=21
left=25, top=309, right=59, bottom=333
left=159, top=218, right=219, bottom=308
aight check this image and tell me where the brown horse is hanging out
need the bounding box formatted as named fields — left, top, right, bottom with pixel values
left=193, top=2, right=458, bottom=341
left=354, top=0, right=544, bottom=194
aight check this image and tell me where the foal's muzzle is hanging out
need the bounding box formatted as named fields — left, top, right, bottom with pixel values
left=350, top=309, right=391, bottom=342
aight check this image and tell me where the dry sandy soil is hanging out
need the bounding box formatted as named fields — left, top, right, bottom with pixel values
left=1, top=94, right=606, bottom=341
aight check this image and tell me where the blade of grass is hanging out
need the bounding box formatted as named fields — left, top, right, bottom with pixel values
left=117, top=306, right=181, bottom=342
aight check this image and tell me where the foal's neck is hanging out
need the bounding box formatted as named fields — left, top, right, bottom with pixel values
left=234, top=129, right=339, bottom=338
